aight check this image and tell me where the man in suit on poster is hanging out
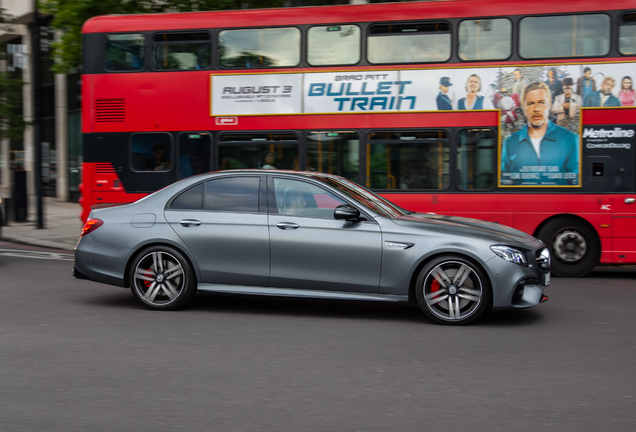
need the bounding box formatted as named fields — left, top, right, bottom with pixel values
left=501, top=81, right=579, bottom=186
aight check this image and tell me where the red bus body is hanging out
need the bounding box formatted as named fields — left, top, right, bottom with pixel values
left=81, top=0, right=636, bottom=276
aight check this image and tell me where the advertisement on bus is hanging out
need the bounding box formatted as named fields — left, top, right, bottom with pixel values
left=211, top=62, right=635, bottom=188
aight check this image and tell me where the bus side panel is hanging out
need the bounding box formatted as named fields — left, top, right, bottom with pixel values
left=382, top=192, right=619, bottom=263
left=80, top=162, right=148, bottom=222
left=82, top=75, right=94, bottom=134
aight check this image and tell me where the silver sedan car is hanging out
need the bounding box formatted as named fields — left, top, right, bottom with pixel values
left=74, top=170, right=550, bottom=325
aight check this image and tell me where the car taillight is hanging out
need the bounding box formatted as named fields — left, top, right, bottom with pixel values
left=81, top=218, right=103, bottom=236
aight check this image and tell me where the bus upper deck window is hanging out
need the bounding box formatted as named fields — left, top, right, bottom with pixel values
left=308, top=25, right=361, bottom=66
left=367, top=22, right=451, bottom=64
left=619, top=13, right=636, bottom=55
left=458, top=19, right=511, bottom=61
left=152, top=32, right=211, bottom=70
left=519, top=14, right=610, bottom=59
left=218, top=28, right=300, bottom=68
left=105, top=34, right=145, bottom=71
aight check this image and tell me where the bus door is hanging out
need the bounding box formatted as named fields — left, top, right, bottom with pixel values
left=582, top=119, right=636, bottom=263
left=612, top=195, right=636, bottom=263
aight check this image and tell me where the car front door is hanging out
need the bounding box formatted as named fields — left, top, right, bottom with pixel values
left=268, top=177, right=382, bottom=293
left=165, top=175, right=269, bottom=286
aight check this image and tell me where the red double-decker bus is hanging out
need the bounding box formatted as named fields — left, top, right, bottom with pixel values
left=80, top=0, right=636, bottom=277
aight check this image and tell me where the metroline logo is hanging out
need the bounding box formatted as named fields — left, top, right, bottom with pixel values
left=582, top=127, right=635, bottom=138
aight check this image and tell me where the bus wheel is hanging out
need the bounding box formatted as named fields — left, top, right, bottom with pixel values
left=129, top=246, right=196, bottom=310
left=536, top=217, right=600, bottom=278
left=415, top=255, right=491, bottom=325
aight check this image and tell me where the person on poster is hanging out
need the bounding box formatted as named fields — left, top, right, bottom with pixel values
left=618, top=76, right=635, bottom=106
left=583, top=76, right=621, bottom=107
left=501, top=81, right=579, bottom=186
left=544, top=68, right=563, bottom=102
left=551, top=78, right=582, bottom=124
left=458, top=74, right=486, bottom=110
left=511, top=68, right=528, bottom=97
left=436, top=77, right=453, bottom=110
left=576, top=67, right=596, bottom=98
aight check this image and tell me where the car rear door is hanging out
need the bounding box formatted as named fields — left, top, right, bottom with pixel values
left=165, top=175, right=270, bottom=286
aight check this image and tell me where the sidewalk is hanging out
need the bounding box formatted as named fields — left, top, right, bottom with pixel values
left=1, top=195, right=83, bottom=251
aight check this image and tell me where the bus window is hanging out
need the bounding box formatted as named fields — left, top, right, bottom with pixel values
left=105, top=34, right=145, bottom=71
left=519, top=14, right=610, bottom=59
left=457, top=129, right=496, bottom=190
left=458, top=19, right=511, bottom=61
left=619, top=13, right=636, bottom=55
left=367, top=22, right=450, bottom=64
left=178, top=133, right=211, bottom=180
left=307, top=25, right=361, bottom=66
left=306, top=131, right=359, bottom=181
left=218, top=28, right=300, bottom=68
left=367, top=130, right=449, bottom=190
left=218, top=133, right=299, bottom=170
left=152, top=32, right=211, bottom=70
left=130, top=133, right=173, bottom=172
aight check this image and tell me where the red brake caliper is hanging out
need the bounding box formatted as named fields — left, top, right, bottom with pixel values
left=430, top=278, right=440, bottom=293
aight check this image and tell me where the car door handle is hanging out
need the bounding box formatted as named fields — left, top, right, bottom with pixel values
left=626, top=198, right=635, bottom=204
left=276, top=222, right=299, bottom=230
left=180, top=219, right=202, bottom=227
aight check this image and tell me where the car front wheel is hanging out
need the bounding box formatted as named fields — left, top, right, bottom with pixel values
left=129, top=245, right=196, bottom=310
left=416, top=255, right=491, bottom=325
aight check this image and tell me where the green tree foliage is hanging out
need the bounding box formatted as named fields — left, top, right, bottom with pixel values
left=42, top=0, right=287, bottom=73
left=0, top=71, right=27, bottom=142
left=0, top=7, right=28, bottom=142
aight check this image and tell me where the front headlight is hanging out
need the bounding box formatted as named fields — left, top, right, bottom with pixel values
left=490, top=245, right=528, bottom=266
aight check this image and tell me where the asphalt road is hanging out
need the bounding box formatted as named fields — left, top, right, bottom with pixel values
left=1, top=242, right=635, bottom=432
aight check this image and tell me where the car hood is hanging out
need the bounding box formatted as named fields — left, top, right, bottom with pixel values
left=391, top=213, right=539, bottom=245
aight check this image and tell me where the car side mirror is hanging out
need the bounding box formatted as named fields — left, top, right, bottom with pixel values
left=334, top=204, right=362, bottom=221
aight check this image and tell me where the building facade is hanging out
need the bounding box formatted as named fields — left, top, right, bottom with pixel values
left=0, top=0, right=80, bottom=202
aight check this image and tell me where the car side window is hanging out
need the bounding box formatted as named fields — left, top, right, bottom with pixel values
left=205, top=177, right=260, bottom=212
left=170, top=183, right=204, bottom=210
left=273, top=178, right=346, bottom=219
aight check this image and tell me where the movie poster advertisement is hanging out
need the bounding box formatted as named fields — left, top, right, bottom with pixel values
left=211, top=63, right=636, bottom=187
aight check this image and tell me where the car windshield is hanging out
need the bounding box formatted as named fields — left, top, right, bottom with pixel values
left=308, top=175, right=409, bottom=218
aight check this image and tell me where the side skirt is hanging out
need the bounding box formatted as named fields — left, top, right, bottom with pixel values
left=197, top=284, right=408, bottom=303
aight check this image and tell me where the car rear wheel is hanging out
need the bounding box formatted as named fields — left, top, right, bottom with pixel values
left=536, top=217, right=600, bottom=278
left=129, top=246, right=196, bottom=310
left=416, top=255, right=491, bottom=325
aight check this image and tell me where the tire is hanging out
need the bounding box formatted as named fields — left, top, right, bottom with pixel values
left=536, top=217, right=600, bottom=278
left=415, top=255, right=491, bottom=325
left=129, top=245, right=196, bottom=310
